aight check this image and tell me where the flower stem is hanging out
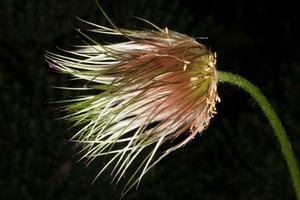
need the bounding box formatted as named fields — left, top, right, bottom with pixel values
left=217, top=71, right=300, bottom=200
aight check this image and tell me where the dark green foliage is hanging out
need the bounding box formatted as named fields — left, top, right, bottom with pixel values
left=0, top=0, right=299, bottom=199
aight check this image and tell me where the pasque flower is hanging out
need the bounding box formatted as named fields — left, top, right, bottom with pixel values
left=46, top=5, right=300, bottom=198
left=46, top=16, right=220, bottom=192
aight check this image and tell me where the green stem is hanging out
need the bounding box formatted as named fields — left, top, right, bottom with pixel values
left=217, top=71, right=300, bottom=200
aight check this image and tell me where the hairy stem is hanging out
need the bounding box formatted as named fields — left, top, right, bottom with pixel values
left=218, top=71, right=300, bottom=200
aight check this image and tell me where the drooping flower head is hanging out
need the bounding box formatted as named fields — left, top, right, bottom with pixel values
left=46, top=8, right=220, bottom=194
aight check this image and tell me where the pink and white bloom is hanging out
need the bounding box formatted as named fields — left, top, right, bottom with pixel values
left=46, top=18, right=220, bottom=193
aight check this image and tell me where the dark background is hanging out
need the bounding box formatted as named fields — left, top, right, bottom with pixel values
left=1, top=0, right=300, bottom=199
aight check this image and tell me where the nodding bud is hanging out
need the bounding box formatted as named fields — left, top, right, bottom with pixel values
left=46, top=18, right=220, bottom=194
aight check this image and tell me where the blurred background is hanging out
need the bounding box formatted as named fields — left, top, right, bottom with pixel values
left=1, top=0, right=299, bottom=199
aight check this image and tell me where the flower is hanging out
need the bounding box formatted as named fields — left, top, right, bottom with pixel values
left=46, top=17, right=220, bottom=193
